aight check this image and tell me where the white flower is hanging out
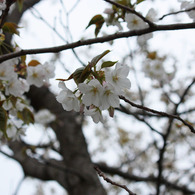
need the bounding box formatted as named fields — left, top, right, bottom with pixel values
left=35, top=109, right=56, bottom=125
left=143, top=59, right=166, bottom=80
left=19, top=78, right=30, bottom=93
left=0, top=61, right=17, bottom=81
left=104, top=8, right=123, bottom=30
left=101, top=83, right=120, bottom=110
left=137, top=33, right=153, bottom=46
left=105, top=64, right=131, bottom=94
left=78, top=79, right=104, bottom=107
left=42, top=62, right=55, bottom=82
left=84, top=107, right=104, bottom=123
left=6, top=119, right=25, bottom=140
left=125, top=13, right=147, bottom=30
left=26, top=65, right=45, bottom=87
left=104, top=8, right=114, bottom=15
left=146, top=8, right=157, bottom=22
left=7, top=124, right=18, bottom=139
left=15, top=99, right=26, bottom=111
left=5, top=78, right=29, bottom=97
left=56, top=82, right=80, bottom=112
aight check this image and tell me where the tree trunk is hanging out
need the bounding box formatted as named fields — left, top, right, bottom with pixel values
left=6, top=1, right=107, bottom=194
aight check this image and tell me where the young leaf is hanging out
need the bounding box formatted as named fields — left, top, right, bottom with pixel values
left=90, top=50, right=110, bottom=67
left=0, top=107, right=8, bottom=137
left=86, top=14, right=104, bottom=29
left=2, top=22, right=20, bottom=35
left=17, top=108, right=34, bottom=125
left=86, top=14, right=105, bottom=37
left=73, top=66, right=91, bottom=84
left=28, top=60, right=40, bottom=67
left=101, top=61, right=118, bottom=69
left=136, top=0, right=145, bottom=5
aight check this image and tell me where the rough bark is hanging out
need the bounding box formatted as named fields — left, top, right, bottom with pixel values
left=5, top=1, right=107, bottom=194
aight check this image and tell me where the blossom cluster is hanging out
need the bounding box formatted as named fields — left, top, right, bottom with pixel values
left=0, top=58, right=55, bottom=140
left=142, top=57, right=176, bottom=83
left=103, top=4, right=157, bottom=46
left=56, top=62, right=131, bottom=123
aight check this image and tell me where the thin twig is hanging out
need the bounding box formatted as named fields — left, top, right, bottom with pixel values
left=94, top=166, right=136, bottom=195
left=104, top=0, right=155, bottom=27
left=95, top=163, right=195, bottom=194
left=13, top=176, right=26, bottom=195
left=119, top=96, right=195, bottom=133
left=159, top=6, right=195, bottom=20
left=30, top=7, right=86, bottom=67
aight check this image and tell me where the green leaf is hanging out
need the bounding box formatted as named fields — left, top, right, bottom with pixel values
left=86, top=14, right=105, bottom=37
left=17, top=108, right=34, bottom=125
left=73, top=66, right=91, bottom=84
left=136, top=0, right=145, bottom=5
left=90, top=50, right=110, bottom=67
left=86, top=14, right=104, bottom=29
left=2, top=22, right=20, bottom=35
left=0, top=107, right=8, bottom=137
left=116, top=0, right=128, bottom=6
left=17, top=0, right=24, bottom=12
left=101, top=61, right=118, bottom=69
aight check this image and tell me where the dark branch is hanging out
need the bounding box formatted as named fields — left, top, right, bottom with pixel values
left=95, top=163, right=195, bottom=194
left=119, top=96, right=195, bottom=133
left=1, top=22, right=195, bottom=62
left=159, top=6, right=195, bottom=20
left=94, top=166, right=136, bottom=195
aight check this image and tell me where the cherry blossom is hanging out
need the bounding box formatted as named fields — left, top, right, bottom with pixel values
left=57, top=61, right=131, bottom=123
left=42, top=62, right=55, bottom=82
left=56, top=82, right=80, bottom=112
left=6, top=119, right=25, bottom=140
left=35, top=109, right=56, bottom=125
left=104, top=8, right=123, bottom=30
left=100, top=83, right=120, bottom=110
left=15, top=99, right=26, bottom=111
left=26, top=65, right=45, bottom=87
left=5, top=78, right=29, bottom=97
left=6, top=124, right=18, bottom=139
left=125, top=13, right=147, bottom=30
left=84, top=107, right=104, bottom=123
left=0, top=61, right=17, bottom=81
left=105, top=64, right=131, bottom=94
left=146, top=8, right=157, bottom=22
left=78, top=79, right=104, bottom=107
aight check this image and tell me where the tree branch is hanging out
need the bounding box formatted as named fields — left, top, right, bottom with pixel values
left=119, top=96, right=195, bottom=133
left=94, top=166, right=136, bottom=195
left=95, top=163, right=195, bottom=194
left=1, top=22, right=195, bottom=62
left=159, top=6, right=195, bottom=20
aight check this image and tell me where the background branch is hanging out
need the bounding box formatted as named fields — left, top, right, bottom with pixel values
left=94, top=166, right=136, bottom=195
left=1, top=22, right=195, bottom=62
